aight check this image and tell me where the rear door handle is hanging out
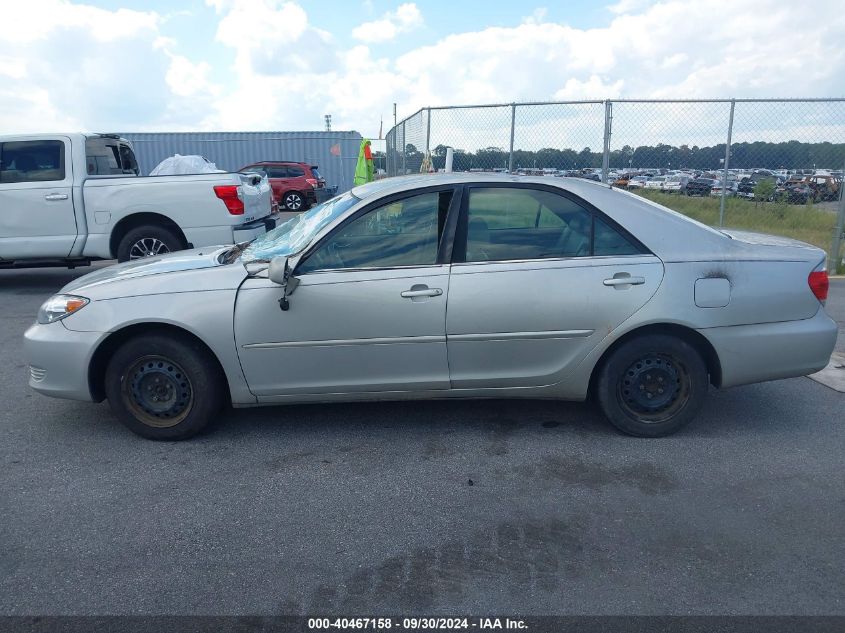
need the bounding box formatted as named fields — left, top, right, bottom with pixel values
left=44, top=193, right=68, bottom=201
left=604, top=276, right=645, bottom=286
left=401, top=287, right=443, bottom=298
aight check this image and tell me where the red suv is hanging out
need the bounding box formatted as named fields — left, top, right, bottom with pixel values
left=239, top=161, right=326, bottom=212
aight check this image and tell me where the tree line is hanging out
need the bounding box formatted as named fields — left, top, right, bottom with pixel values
left=386, top=140, right=845, bottom=172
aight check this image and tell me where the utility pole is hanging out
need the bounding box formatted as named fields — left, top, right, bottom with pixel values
left=324, top=114, right=332, bottom=132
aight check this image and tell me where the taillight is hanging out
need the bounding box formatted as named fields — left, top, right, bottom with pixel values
left=213, top=185, right=244, bottom=215
left=305, top=178, right=318, bottom=188
left=808, top=269, right=829, bottom=303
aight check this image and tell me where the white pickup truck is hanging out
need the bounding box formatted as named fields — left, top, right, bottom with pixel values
left=0, top=133, right=274, bottom=267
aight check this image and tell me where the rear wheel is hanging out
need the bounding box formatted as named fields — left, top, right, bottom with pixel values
left=116, top=225, right=183, bottom=263
left=596, top=335, right=708, bottom=437
left=104, top=333, right=225, bottom=440
left=283, top=191, right=305, bottom=211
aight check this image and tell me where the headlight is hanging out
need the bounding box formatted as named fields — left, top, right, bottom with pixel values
left=37, top=294, right=90, bottom=324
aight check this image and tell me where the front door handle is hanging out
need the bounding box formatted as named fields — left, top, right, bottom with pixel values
left=44, top=193, right=68, bottom=201
left=401, top=286, right=443, bottom=298
left=604, top=275, right=645, bottom=286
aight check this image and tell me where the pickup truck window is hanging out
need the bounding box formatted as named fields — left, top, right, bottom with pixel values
left=85, top=138, right=139, bottom=175
left=0, top=140, right=65, bottom=183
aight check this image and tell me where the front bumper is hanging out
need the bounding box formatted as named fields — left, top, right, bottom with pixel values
left=24, top=321, right=106, bottom=401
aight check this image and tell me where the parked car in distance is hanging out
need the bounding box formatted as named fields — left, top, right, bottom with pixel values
left=663, top=175, right=690, bottom=193
left=805, top=175, right=840, bottom=201
left=776, top=179, right=817, bottom=205
left=686, top=177, right=717, bottom=196
left=737, top=176, right=777, bottom=200
left=627, top=176, right=649, bottom=189
left=613, top=174, right=632, bottom=188
left=0, top=133, right=274, bottom=267
left=709, top=180, right=738, bottom=197
left=239, top=161, right=326, bottom=212
left=24, top=173, right=837, bottom=441
left=644, top=176, right=666, bottom=191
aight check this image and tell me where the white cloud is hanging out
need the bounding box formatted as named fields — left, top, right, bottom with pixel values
left=554, top=76, right=624, bottom=100
left=208, top=0, right=336, bottom=75
left=352, top=3, right=423, bottom=43
left=607, top=0, right=653, bottom=14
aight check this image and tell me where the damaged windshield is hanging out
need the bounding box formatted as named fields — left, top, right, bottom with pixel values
left=241, top=192, right=360, bottom=263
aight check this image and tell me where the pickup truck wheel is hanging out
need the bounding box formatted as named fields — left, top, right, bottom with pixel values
left=104, top=333, right=225, bottom=440
left=117, top=225, right=183, bottom=262
left=596, top=335, right=708, bottom=437
left=283, top=191, right=304, bottom=211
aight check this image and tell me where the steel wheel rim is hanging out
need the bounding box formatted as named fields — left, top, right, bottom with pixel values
left=129, top=238, right=170, bottom=260
left=121, top=355, right=194, bottom=428
left=285, top=193, right=302, bottom=210
left=617, top=353, right=691, bottom=424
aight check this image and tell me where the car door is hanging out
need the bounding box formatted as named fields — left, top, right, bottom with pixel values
left=234, top=186, right=459, bottom=399
left=0, top=137, right=77, bottom=259
left=446, top=184, right=664, bottom=389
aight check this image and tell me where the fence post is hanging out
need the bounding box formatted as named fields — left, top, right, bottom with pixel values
left=601, top=101, right=613, bottom=183
left=719, top=99, right=736, bottom=227
left=401, top=121, right=407, bottom=175
left=831, top=159, right=845, bottom=274
left=508, top=103, right=516, bottom=173
left=387, top=128, right=395, bottom=177
left=425, top=107, right=431, bottom=156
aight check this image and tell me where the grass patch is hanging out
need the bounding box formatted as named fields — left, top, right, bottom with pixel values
left=635, top=190, right=843, bottom=273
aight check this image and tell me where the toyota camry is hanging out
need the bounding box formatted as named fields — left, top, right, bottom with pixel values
left=24, top=173, right=837, bottom=440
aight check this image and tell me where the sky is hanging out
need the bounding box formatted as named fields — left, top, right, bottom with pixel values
left=1, top=0, right=844, bottom=140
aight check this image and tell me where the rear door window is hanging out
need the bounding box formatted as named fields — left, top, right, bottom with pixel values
left=457, top=187, right=593, bottom=262
left=287, top=165, right=305, bottom=178
left=455, top=186, right=645, bottom=262
left=0, top=140, right=65, bottom=183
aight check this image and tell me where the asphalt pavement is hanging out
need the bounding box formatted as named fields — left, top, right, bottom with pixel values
left=1, top=265, right=843, bottom=615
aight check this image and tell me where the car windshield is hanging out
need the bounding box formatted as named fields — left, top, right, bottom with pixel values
left=241, top=192, right=359, bottom=263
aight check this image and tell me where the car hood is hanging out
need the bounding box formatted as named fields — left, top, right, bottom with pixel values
left=61, top=246, right=249, bottom=298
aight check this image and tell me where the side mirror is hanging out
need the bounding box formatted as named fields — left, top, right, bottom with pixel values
left=268, top=256, right=299, bottom=311
left=268, top=256, right=289, bottom=286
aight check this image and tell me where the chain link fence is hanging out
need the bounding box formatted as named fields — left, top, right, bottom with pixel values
left=385, top=99, right=845, bottom=270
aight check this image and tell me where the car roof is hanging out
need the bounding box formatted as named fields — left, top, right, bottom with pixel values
left=245, top=161, right=311, bottom=167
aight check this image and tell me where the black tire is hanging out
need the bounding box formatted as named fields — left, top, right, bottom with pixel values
left=116, top=225, right=183, bottom=263
left=104, top=333, right=225, bottom=440
left=595, top=334, right=708, bottom=437
left=282, top=191, right=305, bottom=212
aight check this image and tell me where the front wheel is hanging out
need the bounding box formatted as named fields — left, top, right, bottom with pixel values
left=104, top=333, right=225, bottom=440
left=595, top=335, right=708, bottom=437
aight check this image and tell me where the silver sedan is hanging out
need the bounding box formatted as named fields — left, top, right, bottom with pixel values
left=24, top=173, right=837, bottom=439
